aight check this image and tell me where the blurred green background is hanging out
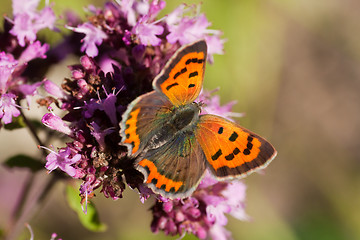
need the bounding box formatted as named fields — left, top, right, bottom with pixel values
left=1, top=0, right=360, bottom=239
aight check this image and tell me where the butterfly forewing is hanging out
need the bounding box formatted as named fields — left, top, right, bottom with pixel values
left=119, top=40, right=277, bottom=199
left=153, top=40, right=207, bottom=107
left=120, top=91, right=173, bottom=156
left=195, top=115, right=277, bottom=179
left=136, top=133, right=207, bottom=199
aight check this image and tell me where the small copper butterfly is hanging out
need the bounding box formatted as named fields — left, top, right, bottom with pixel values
left=120, top=40, right=277, bottom=199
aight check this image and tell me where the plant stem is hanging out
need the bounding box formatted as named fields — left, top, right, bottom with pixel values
left=5, top=109, right=57, bottom=240
left=11, top=173, right=35, bottom=225
left=5, top=175, right=58, bottom=240
left=19, top=109, right=47, bottom=156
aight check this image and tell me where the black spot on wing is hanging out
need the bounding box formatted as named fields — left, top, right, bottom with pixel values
left=243, top=135, right=254, bottom=155
left=233, top=147, right=240, bottom=155
left=211, top=149, right=222, bottom=160
left=188, top=84, right=196, bottom=88
left=173, top=67, right=187, bottom=80
left=189, top=71, right=198, bottom=78
left=225, top=153, right=235, bottom=160
left=243, top=149, right=251, bottom=155
left=166, top=82, right=179, bottom=90
left=218, top=127, right=224, bottom=134
left=185, top=58, right=204, bottom=65
left=229, top=132, right=238, bottom=142
left=174, top=72, right=181, bottom=79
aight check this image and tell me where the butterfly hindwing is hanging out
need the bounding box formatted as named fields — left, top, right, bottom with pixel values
left=120, top=91, right=173, bottom=156
left=153, top=40, right=207, bottom=107
left=195, top=114, right=277, bottom=179
left=136, top=132, right=207, bottom=199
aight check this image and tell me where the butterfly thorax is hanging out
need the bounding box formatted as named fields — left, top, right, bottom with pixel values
left=170, top=102, right=201, bottom=132
left=145, top=102, right=201, bottom=151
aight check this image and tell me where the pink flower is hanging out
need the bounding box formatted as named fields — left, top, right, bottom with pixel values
left=204, top=35, right=226, bottom=63
left=165, top=4, right=186, bottom=26
left=10, top=0, right=56, bottom=47
left=67, top=23, right=108, bottom=57
left=45, top=146, right=81, bottom=177
left=18, top=81, right=43, bottom=108
left=198, top=89, right=243, bottom=121
left=132, top=17, right=164, bottom=46
left=117, top=0, right=149, bottom=26
left=0, top=52, right=18, bottom=94
left=34, top=6, right=56, bottom=30
left=12, top=0, right=40, bottom=16
left=167, top=13, right=210, bottom=45
left=43, top=80, right=66, bottom=99
left=101, top=87, right=120, bottom=125
left=150, top=171, right=248, bottom=239
left=148, top=0, right=166, bottom=21
left=90, top=122, right=114, bottom=150
left=42, top=111, right=72, bottom=136
left=0, top=93, right=20, bottom=124
left=19, top=41, right=49, bottom=63
left=165, top=5, right=225, bottom=62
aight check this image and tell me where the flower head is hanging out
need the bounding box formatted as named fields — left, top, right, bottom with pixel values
left=132, top=17, right=164, bottom=46
left=150, top=172, right=248, bottom=239
left=0, top=93, right=21, bottom=124
left=42, top=111, right=73, bottom=136
left=44, top=146, right=81, bottom=177
left=198, top=89, right=244, bottom=121
left=67, top=23, right=108, bottom=57
left=19, top=41, right=49, bottom=63
left=0, top=52, right=18, bottom=94
left=10, top=0, right=56, bottom=47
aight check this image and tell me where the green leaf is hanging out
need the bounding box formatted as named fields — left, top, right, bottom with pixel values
left=4, top=116, right=26, bottom=130
left=4, top=154, right=43, bottom=172
left=65, top=184, right=107, bottom=232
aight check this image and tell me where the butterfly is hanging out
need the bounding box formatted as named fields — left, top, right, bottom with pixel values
left=119, top=40, right=277, bottom=199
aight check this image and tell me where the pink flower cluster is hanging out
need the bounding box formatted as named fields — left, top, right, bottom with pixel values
left=1, top=0, right=250, bottom=239
left=0, top=0, right=53, bottom=126
left=151, top=172, right=248, bottom=239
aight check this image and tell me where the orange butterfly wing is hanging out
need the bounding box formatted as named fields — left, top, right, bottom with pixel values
left=136, top=132, right=207, bottom=199
left=195, top=115, right=277, bottom=179
left=153, top=40, right=207, bottom=107
left=119, top=91, right=173, bottom=156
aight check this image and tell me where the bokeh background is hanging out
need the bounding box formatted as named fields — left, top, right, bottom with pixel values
left=1, top=0, right=360, bottom=239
